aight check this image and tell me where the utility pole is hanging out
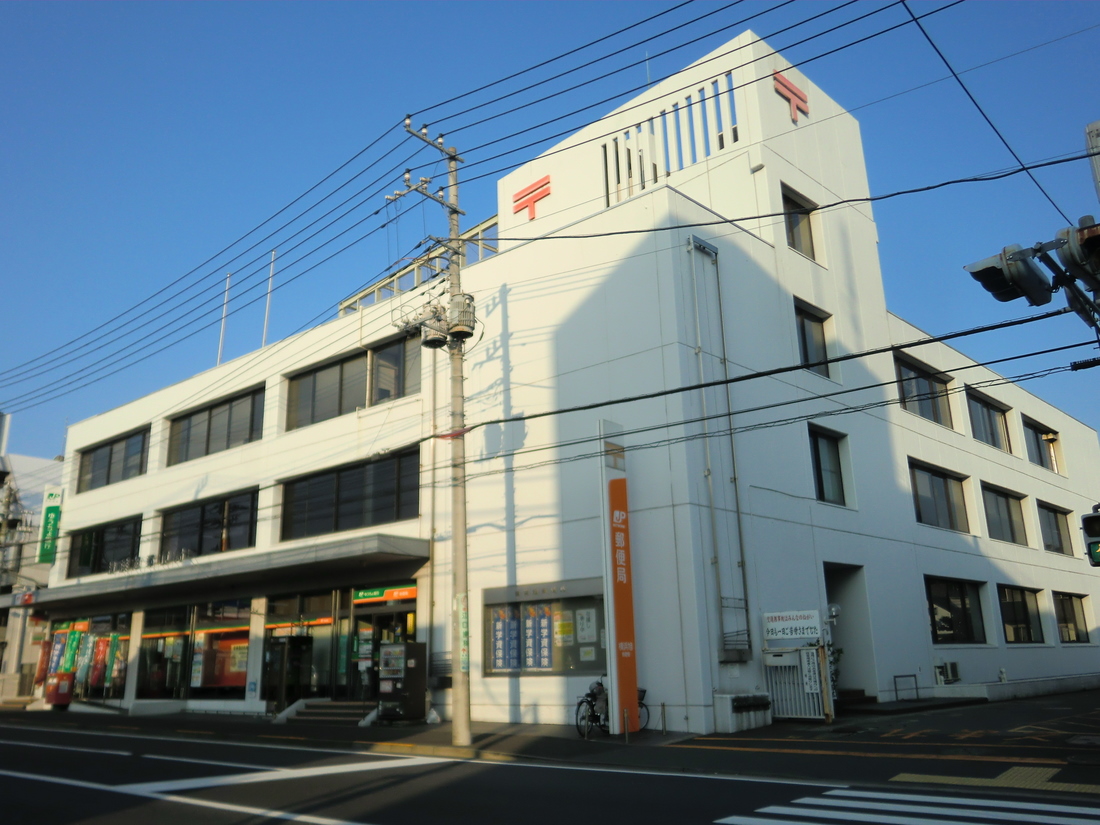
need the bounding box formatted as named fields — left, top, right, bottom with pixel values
left=388, top=118, right=473, bottom=746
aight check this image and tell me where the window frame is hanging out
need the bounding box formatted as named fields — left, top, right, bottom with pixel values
left=997, top=584, right=1045, bottom=644
left=795, top=302, right=830, bottom=377
left=76, top=429, right=150, bottom=493
left=1023, top=419, right=1059, bottom=472
left=287, top=336, right=421, bottom=431
left=159, top=489, right=259, bottom=563
left=281, top=447, right=420, bottom=541
left=967, top=391, right=1011, bottom=452
left=1053, top=592, right=1090, bottom=643
left=809, top=426, right=846, bottom=506
left=167, top=387, right=265, bottom=467
left=782, top=186, right=817, bottom=260
left=896, top=359, right=953, bottom=427
left=925, top=576, right=986, bottom=644
left=981, top=484, right=1028, bottom=545
left=910, top=462, right=969, bottom=533
left=67, top=516, right=143, bottom=578
left=1037, top=502, right=1072, bottom=555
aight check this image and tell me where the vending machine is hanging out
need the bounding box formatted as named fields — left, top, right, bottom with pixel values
left=376, top=641, right=426, bottom=721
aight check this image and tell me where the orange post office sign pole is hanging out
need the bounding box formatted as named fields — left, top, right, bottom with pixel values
left=608, top=477, right=639, bottom=731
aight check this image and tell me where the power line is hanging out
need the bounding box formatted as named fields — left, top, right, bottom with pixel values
left=489, top=150, right=1100, bottom=243
left=900, top=0, right=1073, bottom=225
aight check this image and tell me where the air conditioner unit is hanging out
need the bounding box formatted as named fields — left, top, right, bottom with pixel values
left=934, top=662, right=961, bottom=684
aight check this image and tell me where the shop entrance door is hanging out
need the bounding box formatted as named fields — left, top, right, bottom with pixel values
left=265, top=635, right=312, bottom=713
left=343, top=611, right=413, bottom=702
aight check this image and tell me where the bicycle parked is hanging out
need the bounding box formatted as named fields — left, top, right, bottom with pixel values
left=575, top=675, right=649, bottom=737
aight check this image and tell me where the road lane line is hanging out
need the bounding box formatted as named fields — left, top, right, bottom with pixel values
left=669, top=742, right=1065, bottom=765
left=117, top=754, right=448, bottom=793
left=0, top=723, right=401, bottom=756
left=0, top=767, right=116, bottom=792
left=0, top=766, right=380, bottom=825
left=828, top=789, right=1100, bottom=815
left=0, top=737, right=131, bottom=756
left=142, top=753, right=292, bottom=771
left=136, top=791, right=379, bottom=825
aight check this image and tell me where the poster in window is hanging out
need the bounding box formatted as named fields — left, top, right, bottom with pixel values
left=525, top=603, right=553, bottom=670
left=575, top=608, right=598, bottom=643
left=491, top=606, right=520, bottom=671
left=230, top=643, right=248, bottom=673
left=553, top=610, right=574, bottom=647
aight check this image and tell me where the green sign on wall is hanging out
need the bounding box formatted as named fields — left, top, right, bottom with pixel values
left=38, top=488, right=62, bottom=564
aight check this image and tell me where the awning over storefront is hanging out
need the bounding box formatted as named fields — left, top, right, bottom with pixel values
left=6, top=533, right=429, bottom=618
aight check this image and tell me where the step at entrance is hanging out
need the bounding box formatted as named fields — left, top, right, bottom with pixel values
left=288, top=700, right=376, bottom=726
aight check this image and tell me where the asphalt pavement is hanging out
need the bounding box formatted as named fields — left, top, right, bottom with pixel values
left=3, top=688, right=1100, bottom=794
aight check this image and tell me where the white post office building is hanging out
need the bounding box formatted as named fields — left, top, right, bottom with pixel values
left=18, top=32, right=1100, bottom=731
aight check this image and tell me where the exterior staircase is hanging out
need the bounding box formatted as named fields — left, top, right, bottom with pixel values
left=286, top=699, right=375, bottom=726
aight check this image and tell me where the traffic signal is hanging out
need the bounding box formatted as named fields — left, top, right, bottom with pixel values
left=965, top=245, right=1053, bottom=306
left=1082, top=511, right=1100, bottom=567
left=1056, top=221, right=1100, bottom=293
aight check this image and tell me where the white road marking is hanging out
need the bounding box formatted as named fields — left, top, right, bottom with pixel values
left=827, top=789, right=1100, bottom=816
left=142, top=753, right=293, bottom=772
left=803, top=795, right=1097, bottom=824
left=717, top=790, right=1100, bottom=824
left=131, top=790, right=381, bottom=825
left=0, top=737, right=131, bottom=756
left=0, top=723, right=383, bottom=756
left=0, top=767, right=376, bottom=825
left=116, top=754, right=447, bottom=793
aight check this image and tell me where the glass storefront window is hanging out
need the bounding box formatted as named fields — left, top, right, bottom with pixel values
left=71, top=613, right=130, bottom=704
left=191, top=600, right=251, bottom=698
left=137, top=605, right=192, bottom=699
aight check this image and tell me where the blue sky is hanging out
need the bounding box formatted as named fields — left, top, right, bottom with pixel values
left=2, top=1, right=1099, bottom=458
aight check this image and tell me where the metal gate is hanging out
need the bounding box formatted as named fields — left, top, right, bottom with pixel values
left=763, top=647, right=834, bottom=722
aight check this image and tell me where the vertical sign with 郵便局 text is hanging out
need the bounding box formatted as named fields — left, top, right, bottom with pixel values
left=608, top=478, right=639, bottom=731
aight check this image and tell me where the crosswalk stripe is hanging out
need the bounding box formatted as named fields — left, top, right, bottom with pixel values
left=799, top=795, right=1097, bottom=825
left=760, top=805, right=1047, bottom=825
left=715, top=790, right=1100, bottom=825
left=826, top=788, right=1100, bottom=816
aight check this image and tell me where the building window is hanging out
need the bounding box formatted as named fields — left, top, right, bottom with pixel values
left=795, top=303, right=829, bottom=376
left=926, top=577, right=985, bottom=644
left=782, top=187, right=816, bottom=260
left=371, top=336, right=421, bottom=406
left=982, top=485, right=1027, bottom=545
left=998, top=585, right=1044, bottom=644
left=910, top=463, right=968, bottom=532
left=896, top=360, right=952, bottom=427
left=167, top=388, right=264, bottom=466
left=1023, top=419, right=1059, bottom=472
left=1053, top=593, right=1089, bottom=643
left=287, top=337, right=421, bottom=431
left=67, top=517, right=142, bottom=578
left=967, top=392, right=1011, bottom=451
left=287, top=353, right=367, bottom=430
left=809, top=427, right=845, bottom=505
left=160, top=490, right=258, bottom=563
left=281, top=448, right=419, bottom=540
left=76, top=429, right=149, bottom=493
left=1038, top=503, right=1072, bottom=555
